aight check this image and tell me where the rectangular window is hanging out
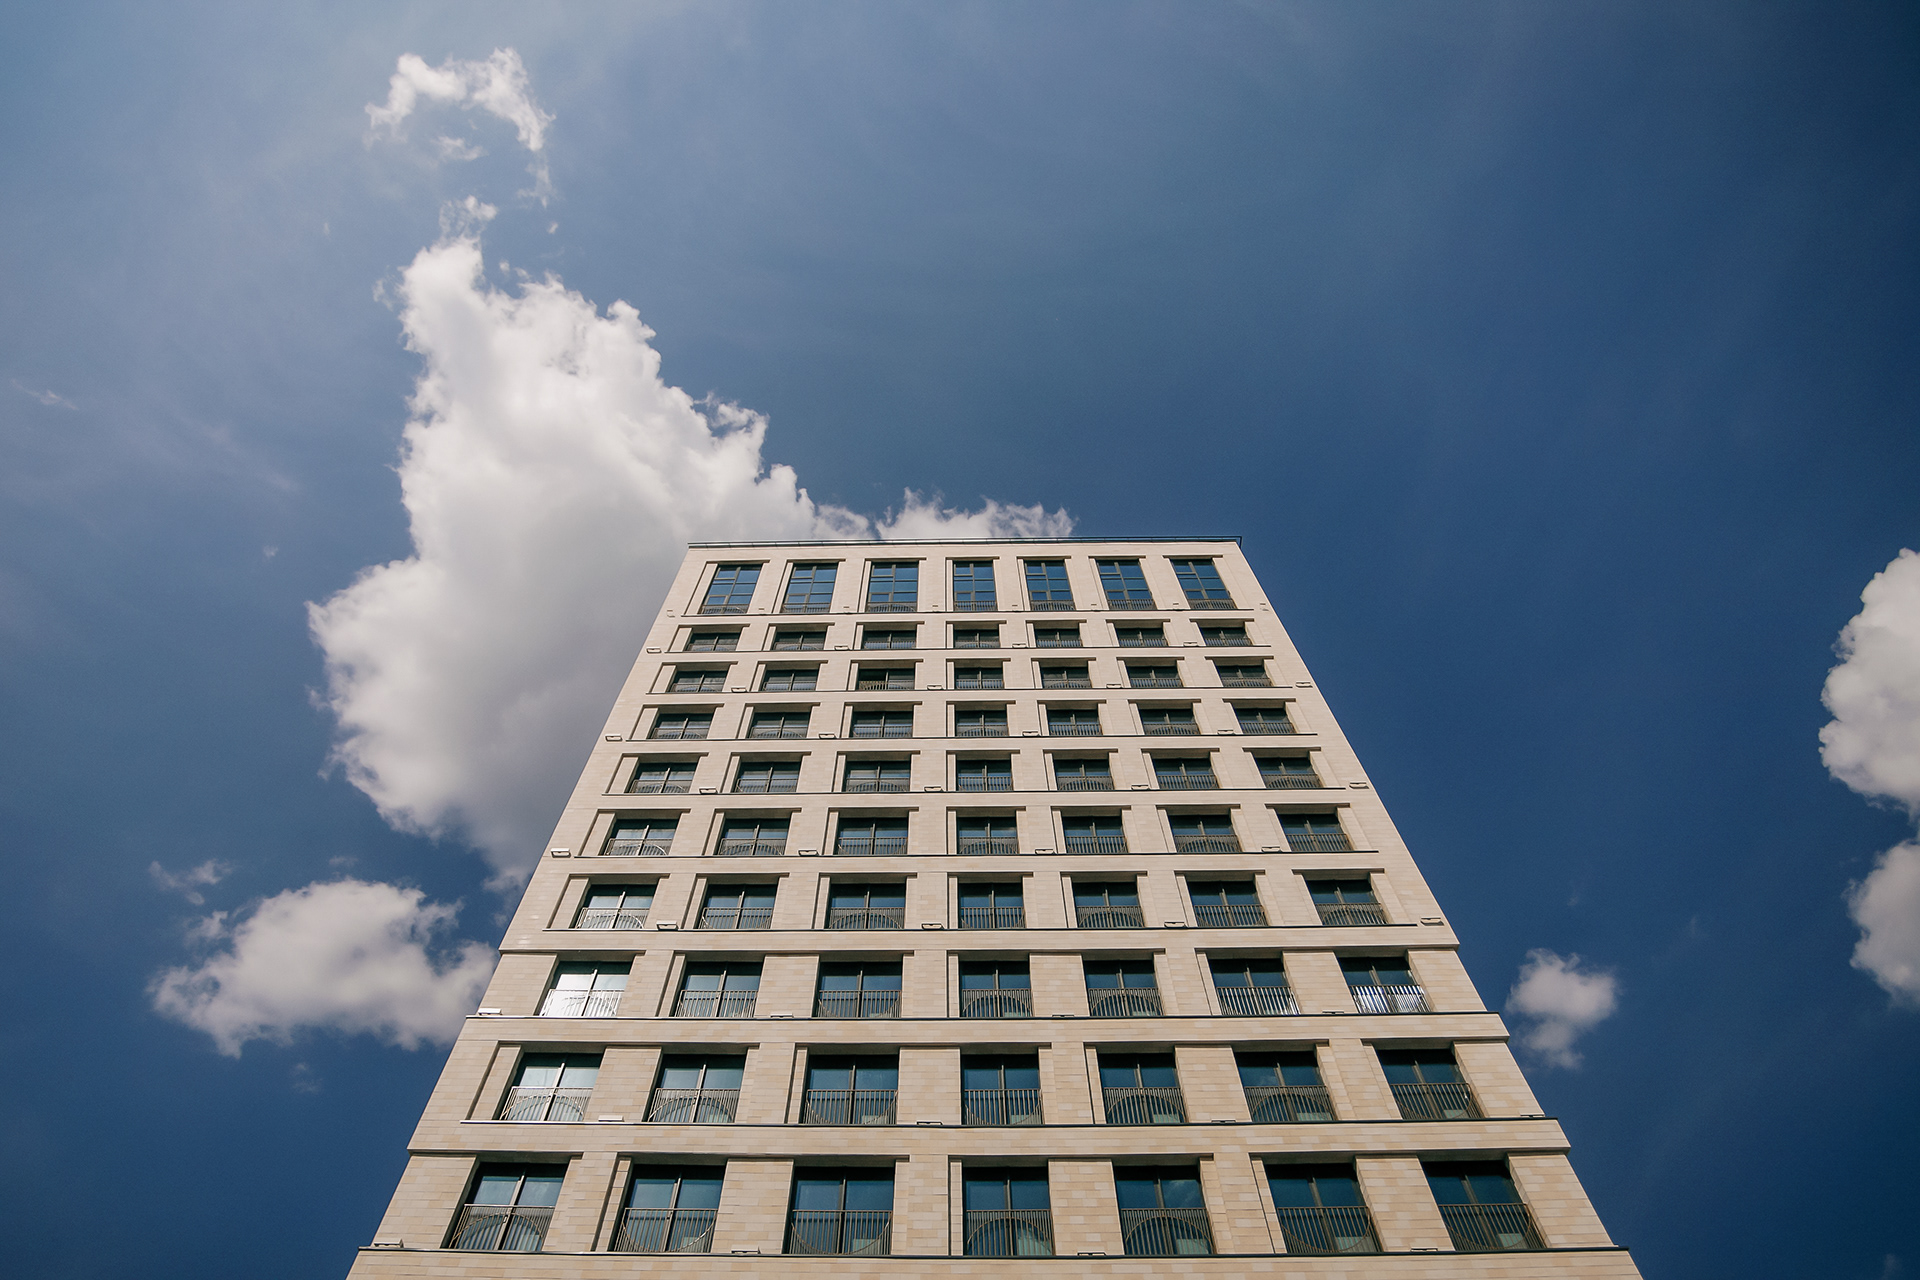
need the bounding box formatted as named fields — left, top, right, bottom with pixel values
left=1281, top=813, right=1349, bottom=851
left=959, top=883, right=1024, bottom=929
left=843, top=759, right=910, bottom=792
left=1236, top=705, right=1296, bottom=735
left=962, top=1169, right=1052, bottom=1257
left=1154, top=756, right=1216, bottom=790
left=1113, top=1166, right=1211, bottom=1256
left=1115, top=624, right=1166, bottom=647
left=1340, top=955, right=1428, bottom=1013
left=698, top=882, right=775, bottom=930
left=1085, top=959, right=1161, bottom=1017
left=748, top=709, right=811, bottom=739
left=1098, top=1058, right=1185, bottom=1124
left=1024, top=560, right=1074, bottom=609
left=953, top=664, right=1003, bottom=689
left=1214, top=662, right=1269, bottom=687
left=674, top=961, right=761, bottom=1018
left=956, top=815, right=1018, bottom=856
left=1258, top=756, right=1319, bottom=789
left=861, top=628, right=917, bottom=650
left=1187, top=879, right=1264, bottom=927
left=782, top=563, right=838, bottom=613
left=575, top=883, right=653, bottom=929
left=629, top=762, right=695, bottom=794
left=733, top=761, right=800, bottom=793
left=1032, top=625, right=1081, bottom=648
left=1097, top=559, right=1155, bottom=609
left=1045, top=707, right=1100, bottom=737
left=671, top=668, right=727, bottom=693
left=787, top=1168, right=895, bottom=1256
left=1128, top=664, right=1181, bottom=688
left=835, top=817, right=908, bottom=857
left=716, top=817, right=788, bottom=857
left=855, top=665, right=914, bottom=690
left=850, top=709, right=914, bottom=738
left=1073, top=879, right=1142, bottom=928
left=956, top=757, right=1013, bottom=792
left=827, top=882, right=906, bottom=930
left=604, top=817, right=676, bottom=857
left=1062, top=816, right=1127, bottom=856
left=865, top=562, right=919, bottom=612
left=1139, top=706, right=1198, bottom=736
left=1238, top=1053, right=1335, bottom=1124
left=1423, top=1162, right=1542, bottom=1252
left=1040, top=664, right=1091, bottom=689
left=648, top=1054, right=745, bottom=1123
left=699, top=564, right=759, bottom=615
left=761, top=667, right=819, bottom=692
left=1265, top=1164, right=1378, bottom=1255
left=1210, top=957, right=1297, bottom=1016
left=960, top=961, right=1033, bottom=1019
left=448, top=1164, right=564, bottom=1252
left=962, top=1054, right=1042, bottom=1125
left=1169, top=813, right=1239, bottom=853
left=1199, top=624, right=1250, bottom=646
left=951, top=561, right=998, bottom=611
left=953, top=626, right=1001, bottom=648
left=801, top=1056, right=901, bottom=1125
left=1171, top=559, right=1233, bottom=608
left=1379, top=1047, right=1481, bottom=1119
left=771, top=629, right=826, bottom=651
left=955, top=706, right=1009, bottom=737
left=614, top=1167, right=724, bottom=1254
left=684, top=630, right=738, bottom=652
left=540, top=961, right=629, bottom=1018
left=650, top=711, right=711, bottom=740
left=1053, top=756, right=1113, bottom=790
left=499, top=1053, right=600, bottom=1122
left=1308, top=877, right=1385, bottom=925
left=815, top=962, right=903, bottom=1019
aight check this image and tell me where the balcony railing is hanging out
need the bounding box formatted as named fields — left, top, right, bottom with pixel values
left=1105, top=598, right=1157, bottom=611
left=1286, top=832, right=1352, bottom=852
left=1075, top=904, right=1145, bottom=929
left=1192, top=902, right=1267, bottom=927
left=1119, top=1207, right=1213, bottom=1256
left=603, top=839, right=671, bottom=857
left=801, top=1088, right=898, bottom=1125
left=964, top=1209, right=1055, bottom=1257
left=672, top=989, right=758, bottom=1018
left=865, top=600, right=918, bottom=613
left=856, top=676, right=913, bottom=690
left=1029, top=599, right=1077, bottom=612
left=843, top=779, right=910, bottom=793
left=1203, top=635, right=1252, bottom=647
left=1215, top=984, right=1300, bottom=1016
left=650, top=724, right=710, bottom=740
left=834, top=837, right=908, bottom=857
left=1117, top=634, right=1168, bottom=647
left=953, top=677, right=1004, bottom=690
left=1316, top=902, right=1387, bottom=926
left=1173, top=835, right=1242, bottom=854
left=1041, top=674, right=1092, bottom=689
left=1155, top=773, right=1217, bottom=790
left=780, top=601, right=832, bottom=614
left=961, top=988, right=1034, bottom=1018
left=1244, top=1084, right=1335, bottom=1124
left=787, top=1209, right=893, bottom=1256
left=813, top=989, right=902, bottom=1019
left=956, top=776, right=1014, bottom=792
left=1056, top=776, right=1115, bottom=791
left=574, top=907, right=648, bottom=930
left=1438, top=1203, right=1545, bottom=1252
left=1262, top=771, right=1320, bottom=789
left=850, top=723, right=913, bottom=738
left=962, top=1087, right=1043, bottom=1126
left=1088, top=987, right=1163, bottom=1018
left=698, top=906, right=773, bottom=930
left=1349, top=984, right=1430, bottom=1014
left=628, top=778, right=692, bottom=794
left=1274, top=1205, right=1379, bottom=1255
left=1237, top=715, right=1297, bottom=735
left=953, top=599, right=999, bottom=612
left=1142, top=721, right=1200, bottom=736
left=956, top=723, right=1010, bottom=738
left=645, top=1088, right=741, bottom=1123
left=447, top=1204, right=553, bottom=1252
left=1130, top=675, right=1183, bottom=688
left=1063, top=835, right=1129, bottom=855
left=747, top=723, right=810, bottom=739
left=733, top=780, right=799, bottom=794
left=827, top=906, right=905, bottom=930
left=539, top=989, right=621, bottom=1018
left=957, top=837, right=1018, bottom=857
left=1390, top=1081, right=1482, bottom=1120
left=958, top=905, right=1025, bottom=929
left=716, top=839, right=787, bottom=857
left=1187, top=598, right=1237, bottom=611
left=612, top=1207, right=717, bottom=1254
left=699, top=602, right=749, bottom=616
left=497, top=1087, right=594, bottom=1122
left=1220, top=675, right=1271, bottom=687
left=1103, top=1085, right=1187, bottom=1125
left=1048, top=721, right=1103, bottom=737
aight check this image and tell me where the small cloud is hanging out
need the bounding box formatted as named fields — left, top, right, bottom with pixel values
left=366, top=49, right=554, bottom=201
left=547, top=222, right=558, bottom=234
left=1506, top=949, right=1619, bottom=1068
left=290, top=1063, right=323, bottom=1094
left=149, top=859, right=230, bottom=906
left=322, top=221, right=330, bottom=237
left=11, top=379, right=75, bottom=410
left=262, top=545, right=278, bottom=560
left=1849, top=841, right=1920, bottom=1006
left=432, top=135, right=486, bottom=162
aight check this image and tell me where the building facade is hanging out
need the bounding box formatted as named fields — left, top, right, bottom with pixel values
left=349, top=537, right=1640, bottom=1278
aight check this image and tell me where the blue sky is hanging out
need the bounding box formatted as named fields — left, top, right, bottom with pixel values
left=3, top=4, right=1918, bottom=1277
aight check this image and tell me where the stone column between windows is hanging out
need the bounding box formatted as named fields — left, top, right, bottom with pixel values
left=1512, top=1152, right=1616, bottom=1247
left=544, top=1150, right=615, bottom=1252
left=1046, top=1158, right=1123, bottom=1256
left=1174, top=1043, right=1246, bottom=1122
left=894, top=1153, right=949, bottom=1255
left=1039, top=1041, right=1093, bottom=1123
left=711, top=1157, right=794, bottom=1254
left=591, top=1044, right=658, bottom=1120
left=899, top=1046, right=959, bottom=1124
left=738, top=1042, right=796, bottom=1124
left=1356, top=1154, right=1451, bottom=1251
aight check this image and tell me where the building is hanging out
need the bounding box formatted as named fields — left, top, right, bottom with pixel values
left=349, top=537, right=1640, bottom=1277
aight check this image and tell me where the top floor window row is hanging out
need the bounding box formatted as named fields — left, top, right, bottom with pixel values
left=699, top=564, right=760, bottom=614
left=1171, top=558, right=1234, bottom=608
left=952, top=561, right=996, bottom=611
left=782, top=563, right=837, bottom=613
left=1097, top=559, right=1155, bottom=609
left=1025, top=560, right=1074, bottom=610
left=866, top=562, right=918, bottom=612
left=684, top=619, right=1261, bottom=654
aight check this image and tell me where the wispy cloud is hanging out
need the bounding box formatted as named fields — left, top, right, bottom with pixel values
left=149, top=859, right=230, bottom=906
left=367, top=50, right=554, bottom=200
left=11, top=378, right=75, bottom=409
left=1506, top=949, right=1619, bottom=1068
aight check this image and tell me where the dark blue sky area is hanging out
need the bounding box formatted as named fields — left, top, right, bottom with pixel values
left=2, top=4, right=1917, bottom=1278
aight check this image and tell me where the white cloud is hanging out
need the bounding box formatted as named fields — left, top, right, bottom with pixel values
left=309, top=222, right=1068, bottom=885
left=367, top=50, right=554, bottom=199
left=1848, top=842, right=1920, bottom=1005
left=149, top=858, right=230, bottom=905
left=1506, top=949, right=1619, bottom=1068
left=150, top=879, right=495, bottom=1056
left=11, top=378, right=75, bottom=409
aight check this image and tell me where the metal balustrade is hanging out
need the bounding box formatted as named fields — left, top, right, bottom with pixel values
left=865, top=602, right=917, bottom=614
left=573, top=907, right=647, bottom=930
left=1041, top=675, right=1093, bottom=689
left=833, top=837, right=908, bottom=857
left=1349, top=983, right=1430, bottom=1014
left=1274, top=1205, right=1380, bottom=1255
left=627, top=778, right=692, bottom=794
left=1047, top=722, right=1103, bottom=737
left=957, top=837, right=1018, bottom=857
left=496, top=1087, right=594, bottom=1122
left=953, top=600, right=998, bottom=612
left=1244, top=1084, right=1335, bottom=1124
left=1142, top=722, right=1200, bottom=736
left=1214, top=984, right=1300, bottom=1016
left=1106, top=599, right=1157, bottom=610
left=961, top=988, right=1034, bottom=1018
left=964, top=1209, right=1055, bottom=1257
left=602, top=840, right=671, bottom=857
left=1390, top=1081, right=1482, bottom=1120
left=446, top=1205, right=552, bottom=1252
left=1287, top=832, right=1352, bottom=852
left=1155, top=773, right=1218, bottom=790
left=539, top=989, right=622, bottom=1018
left=956, top=724, right=1010, bottom=738
left=1173, top=835, right=1242, bottom=854
left=1262, top=772, right=1321, bottom=789
left=1063, top=835, right=1130, bottom=855
left=1237, top=715, right=1297, bottom=734
left=1203, top=636, right=1253, bottom=647
left=1103, top=1085, right=1188, bottom=1125
left=1130, top=676, right=1183, bottom=688
left=842, top=780, right=910, bottom=793
left=850, top=723, right=913, bottom=738
left=699, top=603, right=749, bottom=616
left=747, top=724, right=810, bottom=739
left=672, top=989, right=758, bottom=1018
left=1187, top=599, right=1238, bottom=611
left=697, top=906, right=773, bottom=930
left=1029, top=600, right=1077, bottom=612
left=826, top=906, right=905, bottom=930
left=1438, top=1203, right=1545, bottom=1252
left=645, top=1088, right=741, bottom=1123
left=1075, top=904, right=1146, bottom=929
left=1117, top=635, right=1168, bottom=647
left=1088, top=987, right=1164, bottom=1017
left=956, top=776, right=1014, bottom=791
left=961, top=1087, right=1043, bottom=1126
left=715, top=839, right=787, bottom=858
left=1192, top=902, right=1267, bottom=927
left=958, top=905, right=1026, bottom=929
left=781, top=603, right=831, bottom=615
left=1220, top=675, right=1272, bottom=686
left=612, top=1207, right=717, bottom=1253
left=855, top=676, right=913, bottom=690
left=786, top=1209, right=893, bottom=1256
left=813, top=990, right=902, bottom=1019
left=800, top=1088, right=898, bottom=1125
left=1055, top=776, right=1115, bottom=791
left=1315, top=902, right=1387, bottom=926
left=1118, top=1208, right=1214, bottom=1256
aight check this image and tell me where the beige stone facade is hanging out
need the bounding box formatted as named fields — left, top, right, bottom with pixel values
left=348, top=538, right=1639, bottom=1278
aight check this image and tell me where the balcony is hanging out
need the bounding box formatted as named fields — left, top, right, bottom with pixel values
left=1273, top=1205, right=1379, bottom=1255
left=1262, top=771, right=1320, bottom=790
left=957, top=837, right=1018, bottom=857
left=539, top=989, right=621, bottom=1018
left=1129, top=675, right=1183, bottom=688
left=650, top=724, right=710, bottom=740
left=1041, top=674, right=1092, bottom=689
left=955, top=723, right=1009, bottom=738
left=1349, top=984, right=1430, bottom=1014
left=1438, top=1203, right=1545, bottom=1252
left=672, top=989, right=758, bottom=1018
left=1056, top=776, right=1114, bottom=791
left=628, top=778, right=691, bottom=794
left=1186, top=598, right=1237, bottom=611
left=781, top=601, right=832, bottom=615
left=1048, top=721, right=1102, bottom=737
left=733, top=780, right=798, bottom=795
left=1105, top=598, right=1157, bottom=611
left=962, top=1087, right=1043, bottom=1126
left=1029, top=599, right=1077, bottom=612
left=865, top=601, right=918, bottom=614
left=603, top=839, right=671, bottom=857
left=843, top=779, right=910, bottom=793
left=1316, top=902, right=1387, bottom=926
left=850, top=723, right=913, bottom=739
left=497, top=1087, right=593, bottom=1122
left=699, top=602, right=749, bottom=616
left=961, top=988, right=1034, bottom=1018
left=574, top=907, right=647, bottom=930
left=1088, top=988, right=1163, bottom=1017
left=953, top=676, right=1004, bottom=690
left=1173, top=835, right=1241, bottom=854
left=1390, top=1081, right=1482, bottom=1120
left=645, top=1089, right=741, bottom=1123
left=1236, top=714, right=1297, bottom=735
left=959, top=905, right=1025, bottom=929
left=956, top=776, right=1014, bottom=792
left=1063, top=835, right=1129, bottom=856
left=612, top=1207, right=717, bottom=1254
left=747, top=723, right=810, bottom=740
left=1220, top=674, right=1270, bottom=687
left=814, top=990, right=902, bottom=1019
left=447, top=1204, right=552, bottom=1252
left=1117, top=634, right=1167, bottom=647
left=834, top=837, right=908, bottom=857
left=1075, top=904, right=1145, bottom=929
left=1103, top=1086, right=1187, bottom=1125
left=953, top=599, right=999, bottom=612
left=800, top=1088, right=898, bottom=1125
left=855, top=675, right=913, bottom=691
left=1215, top=984, right=1300, bottom=1016
left=1244, top=1085, right=1335, bottom=1124
left=1119, top=1208, right=1214, bottom=1256
left=716, top=839, right=787, bottom=857
left=827, top=906, right=905, bottom=930
left=964, top=1210, right=1055, bottom=1257
left=1155, top=772, right=1217, bottom=790
left=1202, top=635, right=1252, bottom=647
left=698, top=905, right=772, bottom=930
left=787, top=1209, right=893, bottom=1256
left=1287, top=832, right=1352, bottom=852
left=1142, top=721, right=1199, bottom=736
left=1192, top=902, right=1267, bottom=927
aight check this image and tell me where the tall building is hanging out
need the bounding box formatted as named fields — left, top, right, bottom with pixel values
left=350, top=537, right=1639, bottom=1277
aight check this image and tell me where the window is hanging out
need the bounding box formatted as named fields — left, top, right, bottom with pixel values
left=1238, top=1052, right=1334, bottom=1124
left=499, top=1053, right=600, bottom=1122
left=953, top=626, right=1001, bottom=648
left=629, top=762, right=695, bottom=794
left=771, top=628, right=826, bottom=651
left=1341, top=955, right=1429, bottom=1013
left=787, top=1169, right=894, bottom=1256
left=959, top=882, right=1024, bottom=929
left=1154, top=756, right=1216, bottom=790
left=604, top=817, right=676, bottom=857
left=734, top=760, right=800, bottom=793
left=1211, top=957, right=1297, bottom=1015
left=670, top=668, right=727, bottom=693
left=962, top=1054, right=1043, bottom=1125
left=684, top=630, right=738, bottom=652
left=1265, top=1164, right=1378, bottom=1255
left=716, top=817, right=788, bottom=857
left=1379, top=1048, right=1481, bottom=1119
left=850, top=709, right=914, bottom=738
left=953, top=664, right=1004, bottom=689
left=698, top=883, right=775, bottom=930
left=674, top=961, right=760, bottom=1017
left=650, top=710, right=711, bottom=740
left=614, top=1168, right=723, bottom=1254
left=865, top=561, right=918, bottom=612
left=827, top=882, right=905, bottom=929
left=699, top=564, right=759, bottom=615
left=748, top=709, right=811, bottom=739
left=1062, top=815, right=1127, bottom=855
left=1074, top=880, right=1142, bottom=928
left=835, top=816, right=907, bottom=856
left=540, top=961, right=628, bottom=1017
left=963, top=1169, right=1053, bottom=1257
left=861, top=627, right=916, bottom=650
left=1171, top=558, right=1234, bottom=608
left=647, top=1054, right=745, bottom=1123
left=855, top=665, right=914, bottom=690
left=843, top=759, right=910, bottom=792
left=1114, top=1167, right=1211, bottom=1256
left=960, top=960, right=1032, bottom=1018
left=1188, top=879, right=1264, bottom=927
left=1032, top=625, right=1081, bottom=647
left=574, top=883, right=653, bottom=929
left=1236, top=705, right=1296, bottom=735
left=815, top=961, right=903, bottom=1018
left=1099, top=1056, right=1184, bottom=1124
left=1128, top=663, right=1181, bottom=688
left=802, top=1056, right=900, bottom=1125
left=761, top=667, right=818, bottom=692
left=1085, top=959, right=1161, bottom=1017
left=1308, top=878, right=1385, bottom=925
left=1140, top=705, right=1198, bottom=735
left=1115, top=624, right=1167, bottom=647
left=1047, top=707, right=1102, bottom=736
left=1424, top=1162, right=1543, bottom=1252
left=952, top=561, right=998, bottom=611
left=1040, top=663, right=1090, bottom=689
left=957, top=815, right=1018, bottom=856
left=1053, top=756, right=1113, bottom=790
left=782, top=562, right=837, bottom=613
left=955, top=706, right=1009, bottom=737
left=448, top=1164, right=564, bottom=1252
left=1199, top=624, right=1251, bottom=646
left=1024, top=560, right=1074, bottom=610
left=1281, top=813, right=1349, bottom=851
left=1170, top=813, right=1239, bottom=853
left=1097, top=559, right=1155, bottom=609
left=1258, top=755, right=1319, bottom=789
left=956, top=757, right=1013, bottom=791
left=1214, top=661, right=1269, bottom=687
